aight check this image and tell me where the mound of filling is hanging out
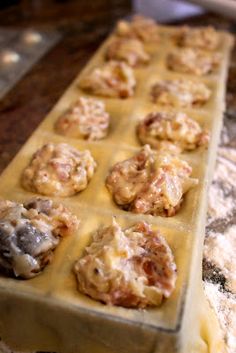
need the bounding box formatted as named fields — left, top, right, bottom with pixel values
left=79, top=61, right=136, bottom=98
left=137, top=111, right=209, bottom=153
left=167, top=48, right=221, bottom=76
left=174, top=26, right=219, bottom=51
left=151, top=79, right=211, bottom=107
left=116, top=15, right=159, bottom=43
left=106, top=38, right=150, bottom=67
left=0, top=197, right=79, bottom=278
left=106, top=145, right=198, bottom=216
left=22, top=143, right=96, bottom=197
left=74, top=218, right=177, bottom=308
left=55, top=97, right=110, bottom=141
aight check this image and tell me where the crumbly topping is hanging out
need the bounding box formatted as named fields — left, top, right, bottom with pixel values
left=137, top=111, right=209, bottom=152
left=116, top=15, right=159, bottom=43
left=22, top=143, right=96, bottom=197
left=167, top=48, right=221, bottom=76
left=79, top=61, right=136, bottom=98
left=106, top=145, right=198, bottom=216
left=74, top=218, right=177, bottom=308
left=55, top=97, right=110, bottom=140
left=151, top=79, right=211, bottom=107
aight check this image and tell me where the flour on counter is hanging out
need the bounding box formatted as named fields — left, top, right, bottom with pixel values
left=207, top=148, right=236, bottom=220
left=204, top=226, right=236, bottom=293
left=204, top=120, right=236, bottom=353
left=204, top=283, right=236, bottom=353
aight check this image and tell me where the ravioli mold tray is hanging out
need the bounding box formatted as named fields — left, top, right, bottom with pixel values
left=0, top=23, right=234, bottom=353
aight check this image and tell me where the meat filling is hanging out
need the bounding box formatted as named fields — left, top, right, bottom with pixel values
left=106, top=145, right=198, bottom=216
left=74, top=219, right=177, bottom=308
left=174, top=26, right=219, bottom=51
left=22, top=143, right=96, bottom=197
left=106, top=38, right=150, bottom=67
left=167, top=48, right=221, bottom=76
left=151, top=79, right=211, bottom=107
left=55, top=97, right=110, bottom=140
left=0, top=198, right=79, bottom=278
left=79, top=61, right=136, bottom=98
left=137, top=111, right=209, bottom=152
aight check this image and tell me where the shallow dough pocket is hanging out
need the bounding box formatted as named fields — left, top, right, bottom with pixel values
left=22, top=143, right=97, bottom=197
left=0, top=197, right=79, bottom=278
left=55, top=97, right=110, bottom=141
left=174, top=26, right=220, bottom=51
left=137, top=111, right=209, bottom=152
left=166, top=48, right=221, bottom=76
left=74, top=218, right=177, bottom=308
left=79, top=61, right=136, bottom=98
left=106, top=145, right=198, bottom=216
left=150, top=78, right=212, bottom=107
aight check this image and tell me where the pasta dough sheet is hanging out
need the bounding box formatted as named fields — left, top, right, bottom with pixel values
left=0, top=22, right=233, bottom=353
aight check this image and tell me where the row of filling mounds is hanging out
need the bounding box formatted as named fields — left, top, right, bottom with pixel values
left=74, top=41, right=224, bottom=100
left=87, top=24, right=225, bottom=78
left=0, top=129, right=207, bottom=230
left=36, top=60, right=218, bottom=152
left=0, top=191, right=192, bottom=331
left=39, top=88, right=216, bottom=149
left=28, top=25, right=228, bottom=164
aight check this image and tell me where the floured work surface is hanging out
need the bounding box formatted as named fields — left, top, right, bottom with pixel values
left=0, top=20, right=234, bottom=353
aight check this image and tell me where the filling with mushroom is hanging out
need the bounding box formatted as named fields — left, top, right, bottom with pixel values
left=0, top=197, right=79, bottom=278
left=167, top=48, right=221, bottom=76
left=137, top=111, right=209, bottom=153
left=106, top=145, right=198, bottom=216
left=151, top=78, right=211, bottom=107
left=55, top=97, right=110, bottom=141
left=106, top=38, right=150, bottom=67
left=22, top=143, right=96, bottom=197
left=79, top=61, right=136, bottom=98
left=74, top=218, right=177, bottom=308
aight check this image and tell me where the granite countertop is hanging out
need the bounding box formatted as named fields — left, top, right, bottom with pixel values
left=0, top=1, right=235, bottom=352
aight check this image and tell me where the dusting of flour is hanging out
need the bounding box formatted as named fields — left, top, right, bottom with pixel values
left=204, top=283, right=236, bottom=353
left=204, top=226, right=236, bottom=293
left=204, top=134, right=236, bottom=353
left=207, top=148, right=236, bottom=220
